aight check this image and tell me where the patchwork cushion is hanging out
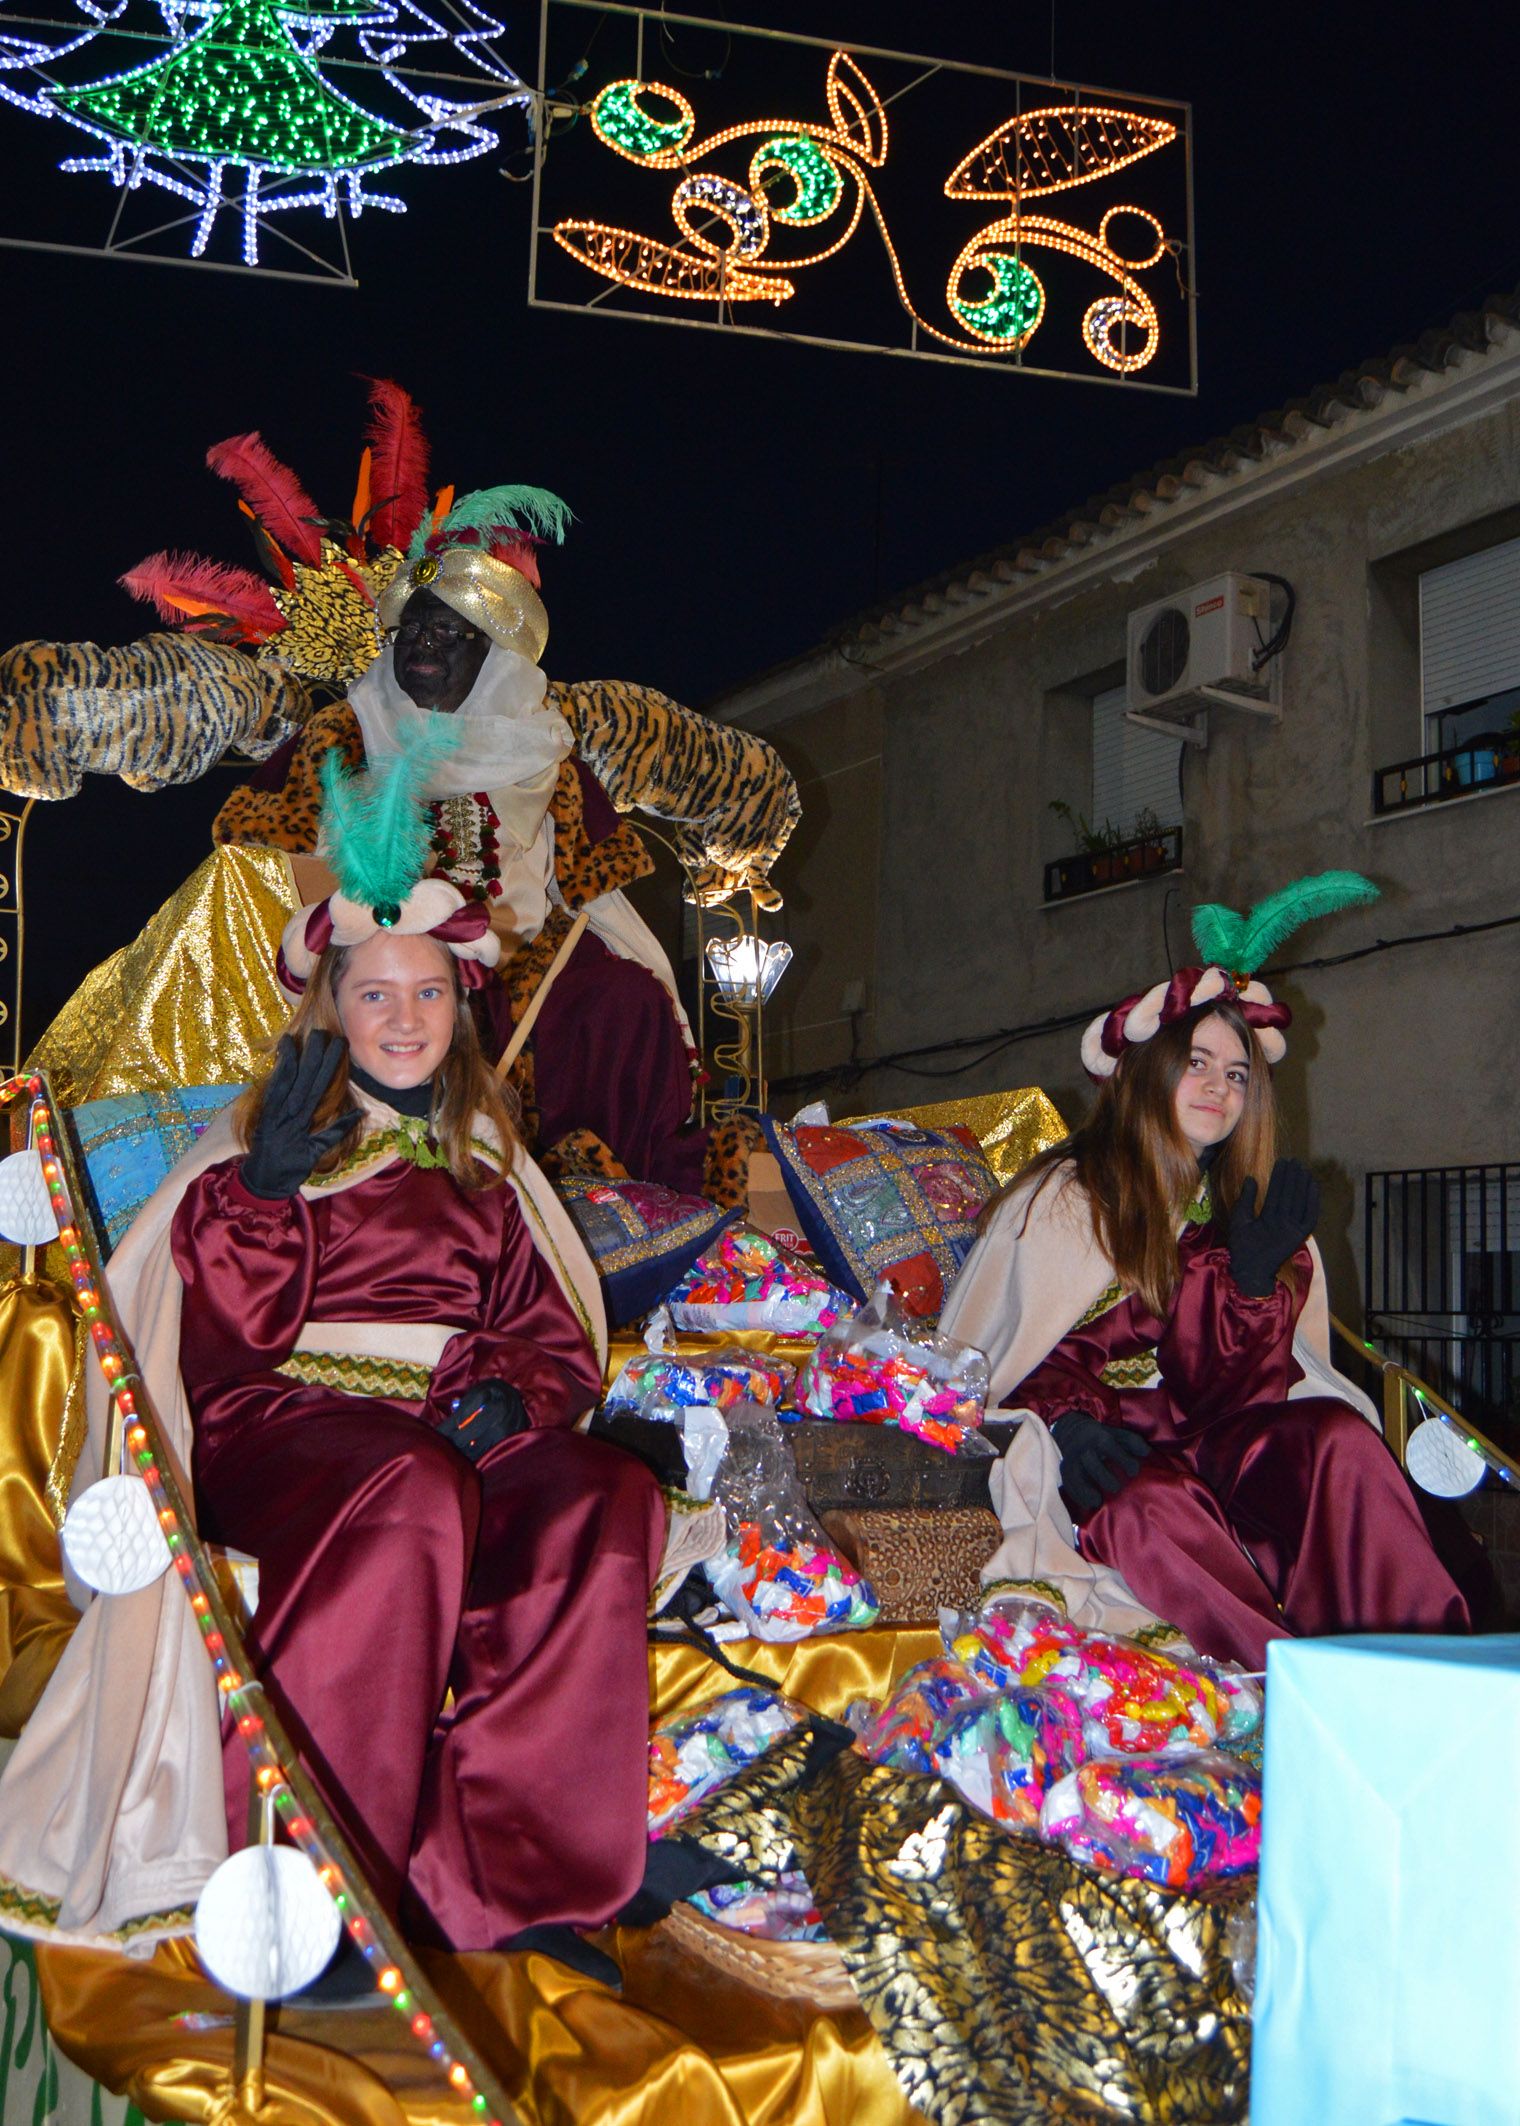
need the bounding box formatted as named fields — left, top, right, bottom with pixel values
left=761, top=1116, right=996, bottom=1319
left=69, top=1084, right=246, bottom=1252
left=556, top=1175, right=736, bottom=1328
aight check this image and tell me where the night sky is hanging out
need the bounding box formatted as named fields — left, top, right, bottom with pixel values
left=3, top=0, right=1518, bottom=1041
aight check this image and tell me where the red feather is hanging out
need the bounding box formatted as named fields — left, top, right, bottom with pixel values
left=361, top=377, right=431, bottom=551
left=120, top=551, right=286, bottom=638
left=205, top=431, right=324, bottom=564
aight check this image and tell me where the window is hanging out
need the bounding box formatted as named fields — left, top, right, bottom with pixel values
left=1420, top=537, right=1520, bottom=756
left=1373, top=536, right=1520, bottom=811
left=1090, top=682, right=1183, bottom=837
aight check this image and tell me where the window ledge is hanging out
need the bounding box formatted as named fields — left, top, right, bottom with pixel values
left=1367, top=777, right=1520, bottom=827
left=1040, top=866, right=1184, bottom=911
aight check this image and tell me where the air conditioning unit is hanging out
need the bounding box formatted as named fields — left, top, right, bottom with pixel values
left=1125, top=572, right=1278, bottom=734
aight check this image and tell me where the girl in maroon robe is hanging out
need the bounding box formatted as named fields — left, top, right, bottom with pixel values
left=170, top=878, right=665, bottom=1983
left=943, top=968, right=1469, bottom=1671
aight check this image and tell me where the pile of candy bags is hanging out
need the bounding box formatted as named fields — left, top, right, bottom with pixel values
left=605, top=1345, right=793, bottom=1417
left=646, top=1688, right=829, bottom=1941
left=707, top=1404, right=879, bottom=1641
left=795, top=1281, right=994, bottom=1455
left=667, top=1226, right=854, bottom=1337
left=848, top=1597, right=1263, bottom=1888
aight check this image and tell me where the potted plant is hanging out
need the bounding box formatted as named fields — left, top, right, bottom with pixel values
left=1131, top=806, right=1170, bottom=874
left=1049, top=801, right=1124, bottom=885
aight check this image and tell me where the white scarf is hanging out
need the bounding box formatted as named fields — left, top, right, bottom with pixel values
left=348, top=642, right=573, bottom=853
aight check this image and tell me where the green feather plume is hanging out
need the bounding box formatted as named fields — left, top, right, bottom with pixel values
left=1191, top=870, right=1379, bottom=974
left=406, top=484, right=574, bottom=562
left=319, top=716, right=461, bottom=913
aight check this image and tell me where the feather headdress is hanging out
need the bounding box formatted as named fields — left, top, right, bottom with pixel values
left=278, top=716, right=500, bottom=994
left=1080, top=870, right=1380, bottom=1080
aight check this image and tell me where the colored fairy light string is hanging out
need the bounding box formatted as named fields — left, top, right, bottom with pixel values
left=552, top=48, right=1180, bottom=372
left=3, top=1074, right=510, bottom=2126
left=1, top=0, right=531, bottom=265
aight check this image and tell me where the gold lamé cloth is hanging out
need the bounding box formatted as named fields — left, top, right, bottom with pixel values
left=25, top=845, right=297, bottom=1106
left=0, top=1275, right=83, bottom=1735
left=845, top=1089, right=1068, bottom=1184
left=29, top=1630, right=1249, bottom=2126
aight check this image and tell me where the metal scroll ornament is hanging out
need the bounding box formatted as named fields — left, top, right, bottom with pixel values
left=552, top=47, right=1180, bottom=374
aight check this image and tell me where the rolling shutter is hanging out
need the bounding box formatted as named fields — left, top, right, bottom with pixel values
left=1420, top=535, right=1520, bottom=723
left=1091, top=683, right=1182, bottom=833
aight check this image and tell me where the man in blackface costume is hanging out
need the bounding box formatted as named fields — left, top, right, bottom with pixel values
left=0, top=381, right=801, bottom=1204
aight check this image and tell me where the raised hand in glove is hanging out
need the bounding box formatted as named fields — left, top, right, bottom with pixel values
left=1049, top=1409, right=1151, bottom=1517
left=242, top=1032, right=360, bottom=1200
left=443, top=1380, right=528, bottom=1463
left=1226, top=1158, right=1320, bottom=1296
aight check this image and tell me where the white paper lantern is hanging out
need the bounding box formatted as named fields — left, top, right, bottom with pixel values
left=0, top=1149, right=60, bottom=1245
left=195, top=1845, right=342, bottom=2000
left=61, top=1475, right=173, bottom=1596
left=1405, top=1414, right=1487, bottom=1498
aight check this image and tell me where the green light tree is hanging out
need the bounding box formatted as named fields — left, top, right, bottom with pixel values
left=51, top=0, right=411, bottom=173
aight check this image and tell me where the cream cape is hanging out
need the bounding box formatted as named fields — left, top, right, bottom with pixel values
left=0, top=1099, right=608, bottom=1952
left=938, top=1163, right=1379, bottom=1633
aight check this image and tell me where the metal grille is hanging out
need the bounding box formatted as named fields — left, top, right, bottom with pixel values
left=1366, top=1164, right=1520, bottom=1450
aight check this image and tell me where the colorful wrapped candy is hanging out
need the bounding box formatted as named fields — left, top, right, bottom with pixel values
left=796, top=1281, right=992, bottom=1455
left=849, top=1656, right=986, bottom=1774
left=1040, top=1752, right=1262, bottom=1888
left=691, top=1867, right=828, bottom=1941
left=667, top=1226, right=853, bottom=1336
left=708, top=1519, right=879, bottom=1641
left=930, top=1684, right=1086, bottom=1831
left=605, top=1346, right=794, bottom=1417
left=647, top=1686, right=803, bottom=1836
left=704, top=1402, right=879, bottom=1641
left=942, top=1602, right=1262, bottom=1755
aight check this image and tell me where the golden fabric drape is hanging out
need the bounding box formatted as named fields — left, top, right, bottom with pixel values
left=0, top=1275, right=85, bottom=1735
left=24, top=846, right=297, bottom=1106
left=855, top=1089, right=1068, bottom=1184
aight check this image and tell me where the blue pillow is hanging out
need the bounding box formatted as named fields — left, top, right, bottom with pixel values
left=555, top=1176, right=736, bottom=1328
left=70, top=1085, right=245, bottom=1253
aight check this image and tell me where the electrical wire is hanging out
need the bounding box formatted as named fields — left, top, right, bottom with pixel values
left=770, top=907, right=1520, bottom=1098
left=1250, top=571, right=1296, bottom=672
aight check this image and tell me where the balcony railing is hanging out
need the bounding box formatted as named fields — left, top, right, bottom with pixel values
left=1365, top=1161, right=1519, bottom=1458
left=1372, top=729, right=1520, bottom=815
left=1043, top=822, right=1182, bottom=904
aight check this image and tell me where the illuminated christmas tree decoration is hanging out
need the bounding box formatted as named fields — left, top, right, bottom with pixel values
left=0, top=0, right=532, bottom=270
left=540, top=17, right=1191, bottom=386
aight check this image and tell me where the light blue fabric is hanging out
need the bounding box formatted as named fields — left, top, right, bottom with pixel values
left=70, top=1085, right=246, bottom=1254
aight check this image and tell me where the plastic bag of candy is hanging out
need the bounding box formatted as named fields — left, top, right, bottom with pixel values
left=847, top=1655, right=986, bottom=1774
left=647, top=1686, right=804, bottom=1837
left=690, top=1867, right=828, bottom=1942
left=605, top=1345, right=794, bottom=1418
left=795, top=1281, right=994, bottom=1456
left=666, top=1225, right=854, bottom=1337
left=705, top=1404, right=879, bottom=1641
left=1040, top=1751, right=1262, bottom=1889
left=941, top=1601, right=1262, bottom=1755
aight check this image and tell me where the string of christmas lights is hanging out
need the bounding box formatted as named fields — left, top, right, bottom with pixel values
left=1, top=1072, right=513, bottom=2126
left=552, top=51, right=1179, bottom=372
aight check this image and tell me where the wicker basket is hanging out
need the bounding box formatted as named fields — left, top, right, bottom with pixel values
left=822, top=1505, right=1003, bottom=1625
left=657, top=1901, right=858, bottom=2012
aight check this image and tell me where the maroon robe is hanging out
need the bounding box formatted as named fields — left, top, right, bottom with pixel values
left=1010, top=1221, right=1470, bottom=1669
left=170, top=1154, right=664, bottom=1948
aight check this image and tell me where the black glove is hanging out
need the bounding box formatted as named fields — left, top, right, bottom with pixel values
left=242, top=1032, right=359, bottom=1200
left=1049, top=1409, right=1151, bottom=1517
left=443, top=1379, right=528, bottom=1462
left=1226, top=1158, right=1320, bottom=1296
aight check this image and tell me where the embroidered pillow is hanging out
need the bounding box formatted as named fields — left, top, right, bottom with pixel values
left=556, top=1176, right=736, bottom=1327
left=70, top=1084, right=246, bottom=1253
left=760, top=1116, right=997, bottom=1319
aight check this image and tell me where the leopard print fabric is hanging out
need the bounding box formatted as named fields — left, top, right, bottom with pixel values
left=0, top=636, right=308, bottom=800
left=703, top=1111, right=762, bottom=1212
left=557, top=678, right=800, bottom=910
left=211, top=698, right=655, bottom=908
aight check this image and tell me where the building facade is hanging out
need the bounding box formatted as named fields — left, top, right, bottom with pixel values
left=713, top=294, right=1520, bottom=1453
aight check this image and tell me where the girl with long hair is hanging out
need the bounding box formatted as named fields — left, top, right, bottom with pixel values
left=941, top=905, right=1469, bottom=1670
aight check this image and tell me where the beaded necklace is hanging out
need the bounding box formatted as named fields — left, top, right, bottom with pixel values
left=427, top=792, right=502, bottom=903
